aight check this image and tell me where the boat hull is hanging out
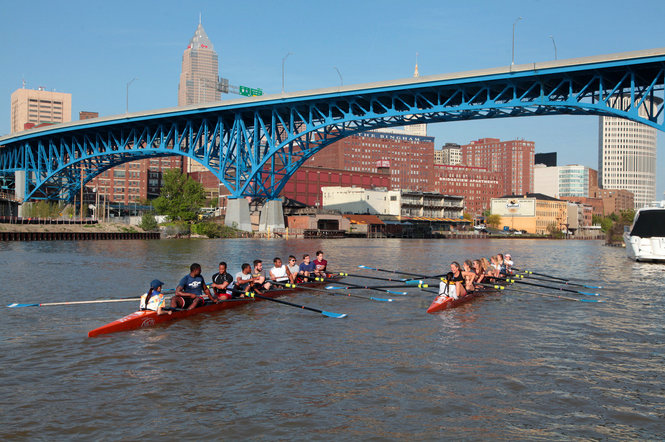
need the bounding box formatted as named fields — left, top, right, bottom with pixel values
left=426, top=287, right=494, bottom=314
left=88, top=279, right=339, bottom=337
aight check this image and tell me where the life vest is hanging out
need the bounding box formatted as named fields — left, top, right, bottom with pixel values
left=140, top=291, right=165, bottom=311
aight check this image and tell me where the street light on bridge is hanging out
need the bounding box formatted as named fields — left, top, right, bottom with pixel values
left=511, top=17, right=523, bottom=65
left=282, top=52, right=293, bottom=94
left=333, top=67, right=343, bottom=86
left=550, top=35, right=558, bottom=60
left=126, top=77, right=138, bottom=113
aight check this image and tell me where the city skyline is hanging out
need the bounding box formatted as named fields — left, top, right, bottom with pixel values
left=1, top=0, right=664, bottom=196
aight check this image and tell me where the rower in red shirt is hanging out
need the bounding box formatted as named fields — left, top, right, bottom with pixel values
left=313, top=250, right=328, bottom=277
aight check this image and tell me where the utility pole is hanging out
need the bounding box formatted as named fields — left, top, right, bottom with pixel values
left=512, top=17, right=523, bottom=65
left=126, top=78, right=137, bottom=113
left=282, top=52, right=293, bottom=93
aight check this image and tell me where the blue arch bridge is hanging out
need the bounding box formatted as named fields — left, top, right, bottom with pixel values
left=1, top=47, right=664, bottom=230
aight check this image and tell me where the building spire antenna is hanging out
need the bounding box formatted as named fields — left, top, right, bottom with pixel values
left=199, top=12, right=202, bottom=25
left=414, top=52, right=419, bottom=78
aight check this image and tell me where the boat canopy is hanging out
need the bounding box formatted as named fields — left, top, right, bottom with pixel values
left=630, top=210, right=665, bottom=238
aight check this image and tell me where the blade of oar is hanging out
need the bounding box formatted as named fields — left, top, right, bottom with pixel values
left=501, top=278, right=600, bottom=296
left=247, top=292, right=347, bottom=318
left=321, top=279, right=410, bottom=295
left=514, top=273, right=602, bottom=289
left=271, top=281, right=393, bottom=302
left=480, top=283, right=604, bottom=303
left=512, top=268, right=600, bottom=288
left=8, top=298, right=140, bottom=308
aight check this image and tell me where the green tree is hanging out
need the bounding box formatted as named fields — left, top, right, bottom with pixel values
left=462, top=212, right=473, bottom=221
left=139, top=212, right=159, bottom=231
left=486, top=214, right=501, bottom=228
left=152, top=169, right=206, bottom=221
left=546, top=223, right=564, bottom=238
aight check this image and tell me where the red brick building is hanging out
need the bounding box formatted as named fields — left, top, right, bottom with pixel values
left=306, top=131, right=435, bottom=192
left=433, top=164, right=502, bottom=216
left=281, top=166, right=390, bottom=206
left=461, top=138, right=534, bottom=196
left=87, top=157, right=183, bottom=205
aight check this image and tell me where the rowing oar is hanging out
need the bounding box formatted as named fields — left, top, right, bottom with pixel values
left=357, top=265, right=438, bottom=279
left=317, top=278, right=412, bottom=295
left=512, top=272, right=602, bottom=289
left=511, top=268, right=602, bottom=288
left=246, top=291, right=347, bottom=318
left=479, top=283, right=604, bottom=303
left=499, top=277, right=600, bottom=296
left=270, top=281, right=393, bottom=302
left=8, top=298, right=140, bottom=308
left=333, top=272, right=412, bottom=283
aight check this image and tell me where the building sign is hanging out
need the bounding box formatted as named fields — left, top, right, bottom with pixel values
left=491, top=198, right=536, bottom=216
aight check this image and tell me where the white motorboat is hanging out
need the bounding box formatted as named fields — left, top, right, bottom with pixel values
left=624, top=201, right=665, bottom=262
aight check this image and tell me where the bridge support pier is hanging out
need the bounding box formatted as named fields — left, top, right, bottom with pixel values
left=224, top=198, right=252, bottom=232
left=259, top=199, right=285, bottom=233
left=15, top=171, right=25, bottom=217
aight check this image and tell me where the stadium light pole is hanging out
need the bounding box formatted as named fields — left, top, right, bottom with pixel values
left=512, top=17, right=523, bottom=65
left=550, top=35, right=558, bottom=60
left=126, top=78, right=138, bottom=113
left=282, top=52, right=293, bottom=93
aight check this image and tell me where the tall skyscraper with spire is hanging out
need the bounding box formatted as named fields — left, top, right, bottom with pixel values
left=178, top=18, right=220, bottom=106
left=178, top=18, right=220, bottom=173
left=404, top=54, right=427, bottom=136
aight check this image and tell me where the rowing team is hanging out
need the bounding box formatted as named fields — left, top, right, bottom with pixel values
left=440, top=253, right=514, bottom=301
left=140, top=251, right=329, bottom=316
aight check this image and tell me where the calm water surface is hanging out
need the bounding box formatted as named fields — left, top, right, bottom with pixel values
left=1, top=238, right=664, bottom=440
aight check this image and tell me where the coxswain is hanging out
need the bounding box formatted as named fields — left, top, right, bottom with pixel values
left=449, top=262, right=467, bottom=299
left=269, top=257, right=292, bottom=284
left=298, top=254, right=315, bottom=282
left=211, top=261, right=234, bottom=301
left=172, top=263, right=215, bottom=310
left=140, top=279, right=172, bottom=315
left=286, top=255, right=300, bottom=283
left=313, top=250, right=328, bottom=277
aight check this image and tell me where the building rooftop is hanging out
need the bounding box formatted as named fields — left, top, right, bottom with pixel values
left=499, top=193, right=564, bottom=202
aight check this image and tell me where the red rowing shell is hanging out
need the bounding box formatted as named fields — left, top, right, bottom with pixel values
left=88, top=278, right=340, bottom=337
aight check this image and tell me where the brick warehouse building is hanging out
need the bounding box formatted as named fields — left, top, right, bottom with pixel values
left=433, top=164, right=503, bottom=216
left=461, top=138, right=534, bottom=196
left=306, top=131, right=435, bottom=192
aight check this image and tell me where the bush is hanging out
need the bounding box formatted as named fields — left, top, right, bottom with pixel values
left=139, top=213, right=159, bottom=231
left=161, top=221, right=191, bottom=237
left=191, top=221, right=239, bottom=238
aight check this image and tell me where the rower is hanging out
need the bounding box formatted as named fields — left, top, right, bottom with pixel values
left=235, top=263, right=253, bottom=295
left=298, top=254, right=315, bottom=282
left=211, top=262, right=233, bottom=301
left=172, top=263, right=215, bottom=310
left=461, top=260, right=477, bottom=292
left=313, top=250, right=328, bottom=277
left=140, top=279, right=172, bottom=316
left=252, top=259, right=271, bottom=293
left=472, top=259, right=486, bottom=284
left=269, top=257, right=292, bottom=284
left=504, top=253, right=514, bottom=273
left=286, top=255, right=300, bottom=283
left=496, top=254, right=508, bottom=276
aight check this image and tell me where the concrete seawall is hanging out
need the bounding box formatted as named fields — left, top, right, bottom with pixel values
left=0, top=231, right=160, bottom=241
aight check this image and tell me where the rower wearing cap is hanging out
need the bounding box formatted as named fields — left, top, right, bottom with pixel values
left=140, top=279, right=172, bottom=316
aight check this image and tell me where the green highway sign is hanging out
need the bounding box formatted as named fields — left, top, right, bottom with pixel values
left=239, top=86, right=263, bottom=97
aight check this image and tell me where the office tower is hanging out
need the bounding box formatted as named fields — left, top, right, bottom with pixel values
left=178, top=19, right=220, bottom=173
left=461, top=138, right=535, bottom=196
left=598, top=97, right=658, bottom=209
left=10, top=87, right=71, bottom=133
left=535, top=152, right=557, bottom=167
left=435, top=143, right=462, bottom=165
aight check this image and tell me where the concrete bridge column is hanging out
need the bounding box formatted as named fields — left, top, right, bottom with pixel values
left=225, top=198, right=252, bottom=232
left=259, top=198, right=285, bottom=233
left=15, top=170, right=25, bottom=217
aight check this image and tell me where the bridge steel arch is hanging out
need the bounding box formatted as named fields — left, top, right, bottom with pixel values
left=1, top=48, right=664, bottom=203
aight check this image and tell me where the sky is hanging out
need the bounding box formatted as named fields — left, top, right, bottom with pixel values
left=1, top=0, right=664, bottom=196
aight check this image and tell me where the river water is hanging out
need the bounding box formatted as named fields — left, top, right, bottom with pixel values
left=1, top=238, right=664, bottom=440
